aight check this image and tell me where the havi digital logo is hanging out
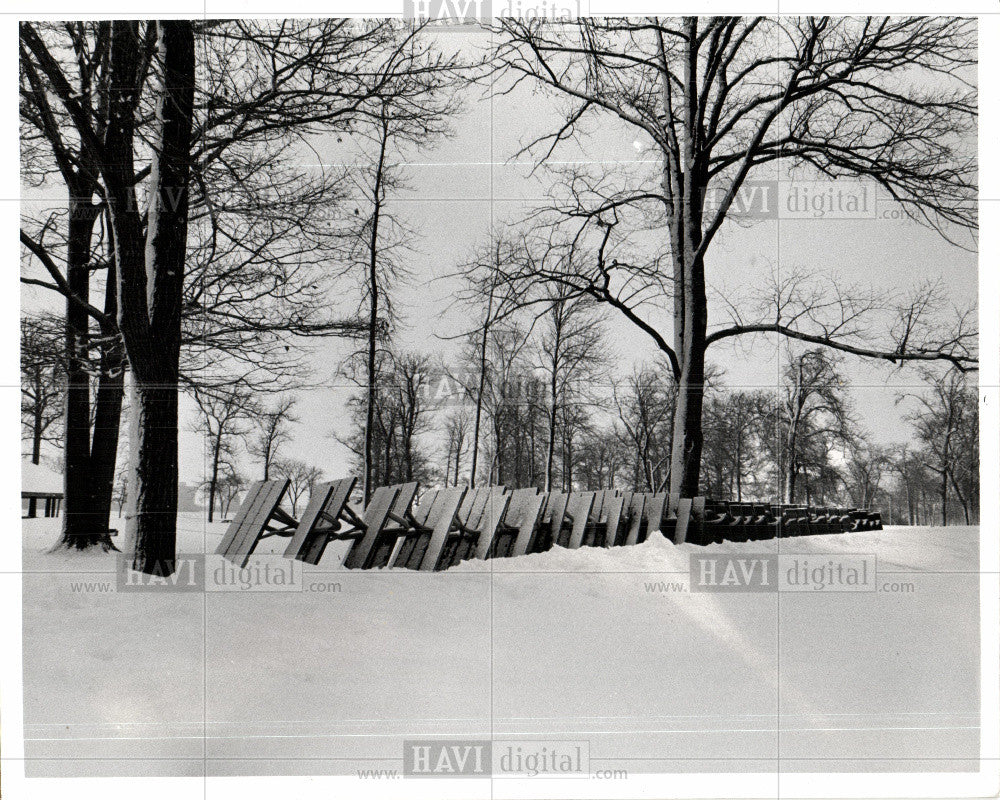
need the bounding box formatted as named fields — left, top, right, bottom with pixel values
left=404, top=739, right=490, bottom=777
left=403, top=0, right=488, bottom=22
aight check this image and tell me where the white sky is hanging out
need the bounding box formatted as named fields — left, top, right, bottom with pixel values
left=20, top=24, right=978, bottom=486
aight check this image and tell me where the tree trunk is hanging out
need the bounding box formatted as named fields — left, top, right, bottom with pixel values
left=783, top=418, right=800, bottom=503
left=362, top=119, right=389, bottom=503
left=207, top=434, right=221, bottom=523
left=939, top=469, right=949, bottom=526
left=667, top=267, right=708, bottom=498
left=58, top=201, right=104, bottom=548
left=31, top=393, right=42, bottom=464
left=104, top=20, right=194, bottom=575
left=666, top=21, right=709, bottom=500
left=947, top=469, right=970, bottom=525
left=563, top=434, right=573, bottom=492
left=89, top=361, right=123, bottom=543
left=735, top=443, right=743, bottom=501
left=88, top=252, right=125, bottom=543
left=363, top=294, right=378, bottom=501
left=126, top=378, right=179, bottom=574
left=545, top=373, right=558, bottom=493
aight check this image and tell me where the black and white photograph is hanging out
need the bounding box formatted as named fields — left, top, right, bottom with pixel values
left=5, top=4, right=998, bottom=799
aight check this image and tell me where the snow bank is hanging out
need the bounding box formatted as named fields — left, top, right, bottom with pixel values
left=21, top=516, right=980, bottom=778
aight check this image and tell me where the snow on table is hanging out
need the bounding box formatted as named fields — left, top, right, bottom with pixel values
left=21, top=515, right=980, bottom=777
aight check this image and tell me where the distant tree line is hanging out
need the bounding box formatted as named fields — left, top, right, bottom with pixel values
left=330, top=332, right=978, bottom=525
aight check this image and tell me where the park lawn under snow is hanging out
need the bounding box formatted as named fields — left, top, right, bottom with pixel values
left=21, top=514, right=980, bottom=778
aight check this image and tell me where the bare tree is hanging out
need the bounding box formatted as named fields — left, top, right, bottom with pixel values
left=274, top=459, right=323, bottom=517
left=533, top=288, right=607, bottom=492
left=338, top=348, right=437, bottom=488
left=702, top=389, right=771, bottom=501
left=248, top=396, right=298, bottom=481
left=19, top=20, right=196, bottom=569
left=888, top=445, right=925, bottom=525
left=341, top=41, right=461, bottom=500
left=491, top=17, right=977, bottom=496
left=192, top=389, right=254, bottom=523
left=442, top=409, right=470, bottom=486
left=391, top=352, right=436, bottom=483
left=460, top=239, right=610, bottom=491
left=20, top=20, right=461, bottom=569
left=215, top=471, right=246, bottom=520
left=612, top=363, right=676, bottom=492
left=477, top=322, right=540, bottom=487
left=107, top=21, right=195, bottom=573
left=773, top=349, right=851, bottom=503
left=20, top=22, right=126, bottom=549
left=575, top=426, right=627, bottom=490
left=21, top=317, right=64, bottom=464
left=112, top=470, right=128, bottom=517
left=900, top=369, right=978, bottom=525
left=452, top=234, right=523, bottom=487
left=844, top=436, right=891, bottom=509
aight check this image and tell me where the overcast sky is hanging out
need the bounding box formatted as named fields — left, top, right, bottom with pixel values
left=20, top=24, right=978, bottom=487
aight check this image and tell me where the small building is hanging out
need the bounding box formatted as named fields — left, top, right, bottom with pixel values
left=22, top=459, right=63, bottom=519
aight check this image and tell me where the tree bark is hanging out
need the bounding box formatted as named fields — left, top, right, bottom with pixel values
left=665, top=20, right=708, bottom=500
left=362, top=117, right=389, bottom=503
left=126, top=379, right=179, bottom=574
left=545, top=357, right=558, bottom=493
left=939, top=470, right=949, bottom=526
left=469, top=268, right=497, bottom=490
left=667, top=255, right=708, bottom=497
left=89, top=364, right=124, bottom=541
left=735, top=443, right=743, bottom=501
left=207, top=432, right=222, bottom=523
left=949, top=470, right=970, bottom=524
left=58, top=199, right=104, bottom=548
left=103, top=20, right=194, bottom=575
left=31, top=386, right=42, bottom=464
left=88, top=251, right=125, bottom=542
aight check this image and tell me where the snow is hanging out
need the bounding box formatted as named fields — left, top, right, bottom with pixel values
left=21, top=515, right=980, bottom=778
left=20, top=459, right=62, bottom=495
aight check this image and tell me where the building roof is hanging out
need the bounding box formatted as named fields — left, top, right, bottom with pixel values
left=21, top=459, right=63, bottom=496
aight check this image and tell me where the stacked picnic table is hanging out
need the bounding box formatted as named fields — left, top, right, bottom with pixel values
left=215, top=479, right=883, bottom=571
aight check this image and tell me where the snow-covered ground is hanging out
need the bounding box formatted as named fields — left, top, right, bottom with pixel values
left=21, top=514, right=980, bottom=778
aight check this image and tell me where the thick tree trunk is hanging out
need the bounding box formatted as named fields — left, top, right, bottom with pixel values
left=103, top=20, right=194, bottom=575
left=784, top=465, right=798, bottom=505
left=667, top=245, right=708, bottom=498
left=88, top=255, right=125, bottom=543
left=666, top=21, right=708, bottom=500
left=58, top=202, right=104, bottom=549
left=90, top=369, right=124, bottom=529
left=89, top=370, right=124, bottom=549
left=126, top=378, right=179, bottom=574
left=669, top=348, right=706, bottom=497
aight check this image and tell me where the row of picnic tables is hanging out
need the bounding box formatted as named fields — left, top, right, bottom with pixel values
left=216, top=479, right=882, bottom=571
